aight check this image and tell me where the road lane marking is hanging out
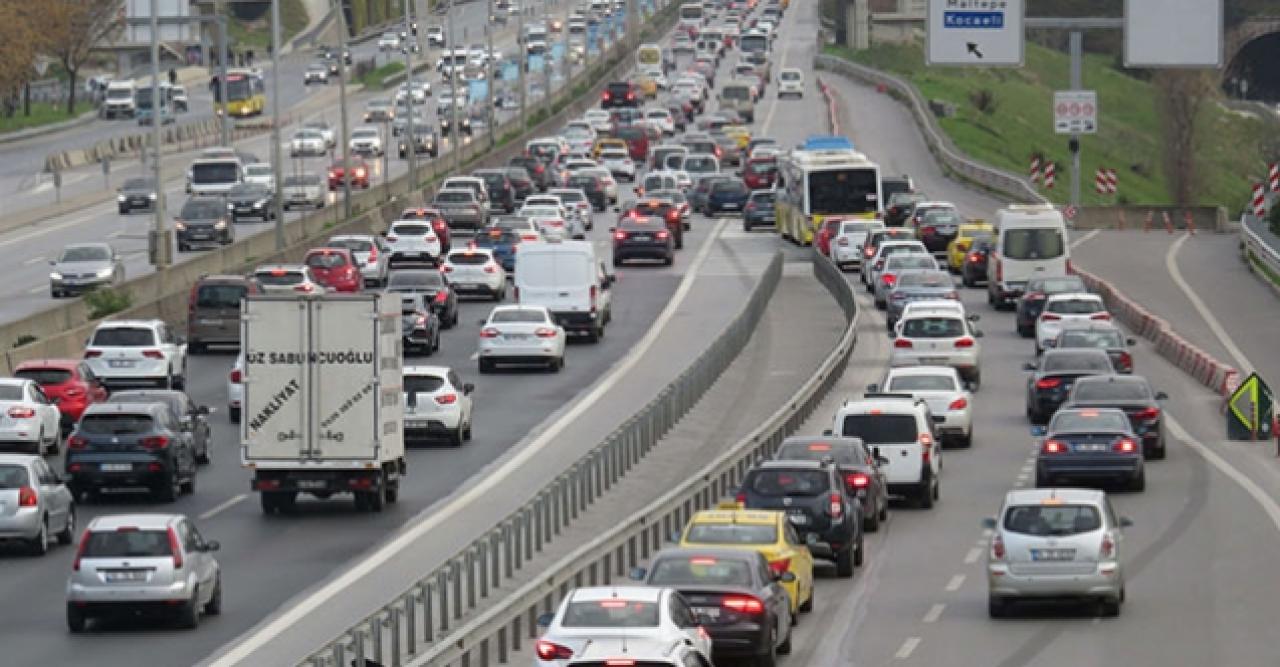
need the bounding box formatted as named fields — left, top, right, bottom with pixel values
left=922, top=603, right=944, bottom=623
left=945, top=574, right=965, bottom=591
left=199, top=493, right=248, bottom=520
left=964, top=547, right=982, bottom=564
left=208, top=217, right=734, bottom=666
left=1071, top=229, right=1101, bottom=249
left=1167, top=416, right=1280, bottom=534
left=26, top=285, right=45, bottom=295
left=23, top=256, right=45, bottom=266
left=895, top=637, right=921, bottom=659
left=1165, top=233, right=1252, bottom=371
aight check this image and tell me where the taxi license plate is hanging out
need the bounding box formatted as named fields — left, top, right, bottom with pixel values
left=105, top=571, right=146, bottom=583
left=108, top=360, right=135, bottom=368
left=297, top=480, right=327, bottom=490
left=101, top=463, right=132, bottom=472
left=1031, top=548, right=1075, bottom=561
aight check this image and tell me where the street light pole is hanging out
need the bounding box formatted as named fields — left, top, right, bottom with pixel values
left=403, top=0, right=418, bottom=189
left=149, top=0, right=169, bottom=269
left=448, top=3, right=462, bottom=171
left=216, top=1, right=230, bottom=145
left=335, top=0, right=353, bottom=218
left=270, top=0, right=285, bottom=249
left=517, top=3, right=526, bottom=130
left=486, top=0, right=496, bottom=149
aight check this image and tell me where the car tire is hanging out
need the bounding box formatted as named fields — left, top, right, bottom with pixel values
left=799, top=587, right=814, bottom=613
left=834, top=546, right=855, bottom=578
left=757, top=626, right=778, bottom=667
left=180, top=471, right=196, bottom=495
left=919, top=479, right=935, bottom=510
left=1130, top=468, right=1146, bottom=492
left=1099, top=596, right=1122, bottom=617
left=777, top=621, right=793, bottom=655
left=56, top=506, right=75, bottom=545
left=478, top=359, right=494, bottom=374
left=28, top=516, right=49, bottom=556
left=1147, top=440, right=1167, bottom=461
left=67, top=603, right=88, bottom=633
left=450, top=425, right=464, bottom=447
left=177, top=589, right=201, bottom=629
left=156, top=472, right=179, bottom=503
left=854, top=534, right=865, bottom=566
left=205, top=576, right=223, bottom=615
left=988, top=595, right=1009, bottom=618
left=863, top=504, right=880, bottom=532
left=664, top=254, right=674, bottom=266
left=957, top=430, right=973, bottom=448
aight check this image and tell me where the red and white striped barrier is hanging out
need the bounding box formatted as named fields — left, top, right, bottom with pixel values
left=1105, top=168, right=1117, bottom=194
left=1030, top=156, right=1041, bottom=184
left=816, top=76, right=840, bottom=135
left=1044, top=162, right=1056, bottom=189
left=1254, top=182, right=1267, bottom=217
left=1184, top=210, right=1196, bottom=236
left=1270, top=163, right=1279, bottom=193
left=1093, top=167, right=1117, bottom=195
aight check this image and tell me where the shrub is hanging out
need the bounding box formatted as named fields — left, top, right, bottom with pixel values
left=969, top=88, right=998, bottom=115
left=84, top=288, right=133, bottom=320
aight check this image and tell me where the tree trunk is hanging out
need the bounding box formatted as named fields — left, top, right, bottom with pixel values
left=23, top=83, right=30, bottom=117
left=65, top=69, right=78, bottom=115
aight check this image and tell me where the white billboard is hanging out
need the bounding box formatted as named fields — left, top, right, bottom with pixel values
left=1124, top=0, right=1222, bottom=68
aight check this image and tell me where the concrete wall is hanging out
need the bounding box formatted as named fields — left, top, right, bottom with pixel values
left=870, top=14, right=922, bottom=45
left=1070, top=205, right=1231, bottom=233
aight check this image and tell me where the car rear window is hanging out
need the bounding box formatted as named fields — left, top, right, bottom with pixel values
left=448, top=252, right=489, bottom=266
left=886, top=255, right=935, bottom=270
left=648, top=557, right=752, bottom=587
left=91, top=327, right=156, bottom=347
left=887, top=374, right=957, bottom=392
left=306, top=253, right=349, bottom=269
left=0, top=464, right=29, bottom=489
left=749, top=191, right=776, bottom=204
left=1003, top=505, right=1101, bottom=536
left=1051, top=410, right=1130, bottom=432
left=1031, top=277, right=1087, bottom=294
left=435, top=191, right=473, bottom=203
left=840, top=414, right=918, bottom=444
left=747, top=160, right=776, bottom=175
left=79, top=414, right=155, bottom=435
left=1046, top=298, right=1103, bottom=314
left=897, top=271, right=951, bottom=287
left=685, top=523, right=777, bottom=544
left=561, top=600, right=659, bottom=628
left=901, top=317, right=965, bottom=338
left=330, top=238, right=374, bottom=253
left=15, top=369, right=72, bottom=385
left=746, top=469, right=829, bottom=497
left=82, top=530, right=173, bottom=558
left=256, top=270, right=304, bottom=286
left=1058, top=329, right=1124, bottom=349
left=775, top=442, right=862, bottom=465
left=392, top=223, right=431, bottom=236
left=387, top=271, right=444, bottom=289
left=491, top=309, right=547, bottom=323
left=1003, top=228, right=1065, bottom=261
left=196, top=284, right=246, bottom=309
left=1043, top=352, right=1113, bottom=372
left=1073, top=380, right=1151, bottom=401
left=404, top=375, right=445, bottom=394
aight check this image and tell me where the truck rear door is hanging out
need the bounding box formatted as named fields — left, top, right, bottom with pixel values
left=310, top=297, right=388, bottom=461
left=241, top=297, right=309, bottom=460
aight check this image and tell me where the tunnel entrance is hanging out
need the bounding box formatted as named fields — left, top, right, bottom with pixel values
left=1225, top=32, right=1280, bottom=102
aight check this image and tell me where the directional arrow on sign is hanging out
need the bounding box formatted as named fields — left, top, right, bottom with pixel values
left=967, top=42, right=984, bottom=58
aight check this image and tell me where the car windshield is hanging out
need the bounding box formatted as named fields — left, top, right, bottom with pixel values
left=775, top=442, right=863, bottom=465
left=561, top=600, right=660, bottom=628
left=750, top=191, right=776, bottom=205
left=888, top=374, right=957, bottom=392
left=83, top=529, right=174, bottom=558
left=306, top=253, right=349, bottom=268
left=747, top=469, right=828, bottom=497
left=1003, top=228, right=1065, bottom=260
left=1046, top=298, right=1103, bottom=314
left=841, top=221, right=881, bottom=235
left=92, top=327, right=156, bottom=347
left=1059, top=329, right=1124, bottom=349
left=1043, top=352, right=1113, bottom=372
left=712, top=181, right=747, bottom=194
left=435, top=191, right=473, bottom=203
left=196, top=284, right=245, bottom=308
left=1052, top=410, right=1130, bottom=432
left=1073, top=380, right=1151, bottom=401
left=393, top=223, right=430, bottom=236
left=388, top=271, right=444, bottom=289
left=491, top=309, right=548, bottom=323
left=330, top=238, right=374, bottom=253
left=1031, top=277, right=1087, bottom=294
left=1003, top=505, right=1102, bottom=536
left=685, top=523, right=777, bottom=544
left=447, top=252, right=489, bottom=266
left=840, top=414, right=917, bottom=443
left=180, top=199, right=225, bottom=219
left=60, top=246, right=110, bottom=262
left=901, top=317, right=965, bottom=338
left=78, top=413, right=154, bottom=435
left=649, top=557, right=753, bottom=587
left=722, top=86, right=751, bottom=100
left=924, top=210, right=962, bottom=226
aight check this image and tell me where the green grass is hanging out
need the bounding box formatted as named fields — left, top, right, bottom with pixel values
left=1247, top=250, right=1280, bottom=289
left=828, top=42, right=1277, bottom=211
left=359, top=62, right=405, bottom=89
left=0, top=102, right=92, bottom=134
left=225, top=0, right=310, bottom=51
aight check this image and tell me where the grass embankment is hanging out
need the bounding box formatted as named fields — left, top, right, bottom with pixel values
left=829, top=41, right=1275, bottom=210
left=359, top=62, right=406, bottom=90
left=0, top=102, right=92, bottom=134
left=225, top=0, right=310, bottom=50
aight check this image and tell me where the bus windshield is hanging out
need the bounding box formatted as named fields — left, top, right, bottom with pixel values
left=679, top=3, right=702, bottom=20
left=808, top=169, right=879, bottom=215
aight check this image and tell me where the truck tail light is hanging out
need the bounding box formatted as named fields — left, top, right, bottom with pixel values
left=589, top=285, right=598, bottom=313
left=230, top=369, right=242, bottom=383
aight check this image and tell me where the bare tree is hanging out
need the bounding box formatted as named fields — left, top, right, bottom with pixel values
left=41, top=0, right=123, bottom=114
left=1153, top=70, right=1216, bottom=205
left=0, top=5, right=39, bottom=117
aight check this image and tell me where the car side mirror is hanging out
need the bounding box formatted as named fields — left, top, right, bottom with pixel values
left=1023, top=362, right=1037, bottom=371
left=981, top=517, right=997, bottom=530
left=463, top=383, right=475, bottom=395
left=1126, top=338, right=1137, bottom=346
left=536, top=612, right=554, bottom=627
left=1119, top=516, right=1134, bottom=528
left=1030, top=425, right=1047, bottom=437
left=628, top=566, right=647, bottom=581
left=205, top=540, right=221, bottom=552
left=608, top=226, right=616, bottom=232
left=777, top=570, right=796, bottom=583
left=1155, top=391, right=1168, bottom=400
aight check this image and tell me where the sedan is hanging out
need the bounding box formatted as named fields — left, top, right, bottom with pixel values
left=612, top=216, right=674, bottom=266
left=533, top=586, right=712, bottom=667
left=282, top=174, right=327, bottom=210
left=1033, top=408, right=1145, bottom=491
left=1023, top=349, right=1117, bottom=424
left=477, top=305, right=567, bottom=373
left=49, top=243, right=125, bottom=298
left=289, top=129, right=328, bottom=157
left=116, top=177, right=157, bottom=214
left=872, top=365, right=974, bottom=447
left=1015, top=275, right=1089, bottom=337
left=705, top=179, right=751, bottom=216
left=0, top=453, right=76, bottom=555
left=885, top=269, right=959, bottom=330
left=224, top=183, right=276, bottom=222
left=1064, top=375, right=1169, bottom=459
left=1051, top=323, right=1137, bottom=374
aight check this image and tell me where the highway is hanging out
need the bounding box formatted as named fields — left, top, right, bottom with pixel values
left=0, top=0, right=580, bottom=324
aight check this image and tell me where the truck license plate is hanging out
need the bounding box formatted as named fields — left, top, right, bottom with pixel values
left=101, top=463, right=132, bottom=472
left=297, top=480, right=326, bottom=490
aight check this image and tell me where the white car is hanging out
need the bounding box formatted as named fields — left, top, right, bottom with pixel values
left=533, top=586, right=712, bottom=667
left=547, top=189, right=593, bottom=233
left=582, top=109, right=613, bottom=133
left=242, top=163, right=276, bottom=190
left=252, top=264, right=328, bottom=295
left=386, top=220, right=444, bottom=260
left=289, top=129, right=328, bottom=157
left=378, top=31, right=402, bottom=50
left=778, top=67, right=805, bottom=98
left=561, top=125, right=597, bottom=156
left=83, top=319, right=188, bottom=390
left=443, top=248, right=506, bottom=300
left=522, top=200, right=583, bottom=236
left=395, top=82, right=429, bottom=106
left=863, top=239, right=928, bottom=288
left=874, top=366, right=974, bottom=447
left=349, top=126, right=384, bottom=156
left=302, top=121, right=337, bottom=148
left=831, top=394, right=941, bottom=508
left=598, top=149, right=636, bottom=182
left=873, top=253, right=939, bottom=308
left=891, top=304, right=984, bottom=390
left=403, top=366, right=473, bottom=446
left=478, top=305, right=566, bottom=373
left=831, top=219, right=885, bottom=271
left=0, top=379, right=62, bottom=455
left=643, top=108, right=675, bottom=135
left=527, top=214, right=573, bottom=240
left=227, top=353, right=243, bottom=423
left=1035, top=293, right=1110, bottom=354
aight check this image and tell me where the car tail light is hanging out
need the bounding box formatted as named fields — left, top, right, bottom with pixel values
left=768, top=558, right=791, bottom=576
left=1100, top=534, right=1116, bottom=559
left=435, top=392, right=458, bottom=405
left=479, top=327, right=500, bottom=338
left=18, top=485, right=37, bottom=507
left=613, top=230, right=627, bottom=241
left=722, top=596, right=765, bottom=614
left=873, top=260, right=884, bottom=270
left=845, top=472, right=870, bottom=489
left=922, top=226, right=935, bottom=236
left=535, top=327, right=557, bottom=338
left=72, top=530, right=90, bottom=571
left=1024, top=292, right=1044, bottom=301
left=949, top=397, right=968, bottom=410
left=604, top=660, right=636, bottom=667
left=880, top=273, right=897, bottom=287
left=442, top=265, right=455, bottom=273
left=995, top=259, right=1003, bottom=282
left=969, top=252, right=982, bottom=263
left=433, top=291, right=448, bottom=305
left=1040, top=313, right=1061, bottom=321
left=954, top=337, right=975, bottom=348
left=483, top=263, right=498, bottom=274
left=1091, top=312, right=1112, bottom=321
left=589, top=285, right=598, bottom=313
left=366, top=246, right=378, bottom=264
left=991, top=534, right=1005, bottom=561
left=84, top=349, right=103, bottom=358
left=1134, top=407, right=1160, bottom=421
left=140, top=436, right=170, bottom=450
left=735, top=491, right=746, bottom=503
left=826, top=492, right=844, bottom=520
left=1042, top=439, right=1067, bottom=454
left=142, top=349, right=165, bottom=359
left=656, top=230, right=670, bottom=240
left=1117, top=351, right=1133, bottom=371
left=68, top=435, right=87, bottom=450
left=893, top=338, right=913, bottom=348
left=167, top=526, right=183, bottom=569
left=1113, top=438, right=1138, bottom=453
left=535, top=640, right=573, bottom=661
left=7, top=407, right=34, bottom=419
left=294, top=283, right=314, bottom=293
left=1035, top=377, right=1061, bottom=389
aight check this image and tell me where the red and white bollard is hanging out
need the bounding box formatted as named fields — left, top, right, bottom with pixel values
left=1185, top=210, right=1196, bottom=235
left=1044, top=162, right=1056, bottom=189
left=1105, top=168, right=1117, bottom=194
left=1254, top=182, right=1267, bottom=217
left=1030, top=155, right=1041, bottom=184
left=1270, top=163, right=1279, bottom=193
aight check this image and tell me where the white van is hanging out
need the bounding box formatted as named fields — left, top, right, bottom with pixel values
left=186, top=156, right=244, bottom=196
left=828, top=394, right=941, bottom=508
left=987, top=204, right=1069, bottom=309
left=514, top=239, right=614, bottom=342
left=718, top=80, right=757, bottom=123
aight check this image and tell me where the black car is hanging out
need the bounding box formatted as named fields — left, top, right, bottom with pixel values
left=399, top=293, right=441, bottom=355
left=636, top=547, right=793, bottom=666
left=117, top=177, right=157, bottom=214
left=706, top=179, right=750, bottom=216
left=65, top=402, right=198, bottom=502
left=225, top=182, right=277, bottom=222
left=1033, top=407, right=1145, bottom=491
left=1023, top=349, right=1116, bottom=424
left=399, top=129, right=439, bottom=158
left=772, top=436, right=889, bottom=532
left=473, top=169, right=516, bottom=213
left=1015, top=275, right=1088, bottom=337
left=509, top=156, right=552, bottom=191
left=884, top=192, right=926, bottom=227
left=175, top=197, right=234, bottom=251
left=385, top=269, right=459, bottom=328
left=1051, top=323, right=1137, bottom=374
left=737, top=460, right=864, bottom=576
left=601, top=81, right=639, bottom=108
left=611, top=215, right=673, bottom=266
left=502, top=166, right=535, bottom=202
left=917, top=208, right=964, bottom=254
left=567, top=174, right=608, bottom=212
left=626, top=199, right=684, bottom=249
left=105, top=389, right=212, bottom=464
left=1064, top=375, right=1169, bottom=459
left=960, top=238, right=993, bottom=287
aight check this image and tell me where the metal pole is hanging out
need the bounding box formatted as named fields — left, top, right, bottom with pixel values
left=542, top=0, right=551, bottom=108
left=216, top=4, right=230, bottom=145
left=404, top=0, right=418, bottom=189
left=1069, top=30, right=1082, bottom=208
left=150, top=0, right=169, bottom=269
left=336, top=0, right=353, bottom=218
left=518, top=4, right=527, bottom=130
left=449, top=3, right=461, bottom=171
left=271, top=0, right=285, bottom=249
left=486, top=0, right=495, bottom=149
left=560, top=0, right=569, bottom=85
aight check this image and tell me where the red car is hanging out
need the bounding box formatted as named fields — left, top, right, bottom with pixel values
left=614, top=126, right=651, bottom=163
left=743, top=156, right=777, bottom=190
left=400, top=207, right=453, bottom=254
left=304, top=247, right=363, bottom=292
left=815, top=217, right=847, bottom=257
left=328, top=158, right=371, bottom=190
left=13, top=359, right=107, bottom=432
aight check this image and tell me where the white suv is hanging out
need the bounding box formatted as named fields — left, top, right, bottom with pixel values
left=862, top=240, right=927, bottom=289
left=386, top=220, right=444, bottom=260
left=871, top=366, right=974, bottom=448
left=829, top=394, right=941, bottom=508
left=891, top=305, right=984, bottom=390
left=403, top=366, right=474, bottom=447
left=1035, top=292, right=1109, bottom=355
left=777, top=67, right=805, bottom=97
left=84, top=320, right=188, bottom=390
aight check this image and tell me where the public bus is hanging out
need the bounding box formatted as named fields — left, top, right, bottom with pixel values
left=775, top=137, right=883, bottom=245
left=678, top=2, right=704, bottom=31
left=212, top=68, right=266, bottom=118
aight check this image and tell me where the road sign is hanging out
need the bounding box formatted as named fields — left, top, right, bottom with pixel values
left=1124, top=0, right=1222, bottom=68
left=1227, top=372, right=1274, bottom=441
left=926, top=0, right=1024, bottom=66
left=1053, top=90, right=1097, bottom=135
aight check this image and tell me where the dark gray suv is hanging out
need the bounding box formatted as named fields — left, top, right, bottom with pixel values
left=65, top=403, right=198, bottom=503
left=175, top=197, right=234, bottom=252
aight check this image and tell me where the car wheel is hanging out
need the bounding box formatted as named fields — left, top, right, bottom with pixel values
left=834, top=545, right=854, bottom=578
left=177, top=589, right=201, bottom=629
left=664, top=254, right=674, bottom=266
left=1147, top=440, right=1167, bottom=461
left=919, top=478, right=935, bottom=509
left=44, top=428, right=59, bottom=456
left=1130, top=467, right=1146, bottom=492
left=879, top=498, right=889, bottom=522
left=478, top=358, right=494, bottom=374
left=854, top=533, right=865, bottom=566
left=777, top=620, right=793, bottom=654
left=28, top=516, right=49, bottom=556
left=156, top=472, right=179, bottom=503
left=67, top=603, right=88, bottom=633
left=757, top=625, right=778, bottom=667
left=205, top=576, right=223, bottom=615
left=173, top=365, right=186, bottom=390
left=56, top=506, right=76, bottom=545
left=1099, top=596, right=1122, bottom=617
left=798, top=587, right=814, bottom=613
left=988, top=595, right=1009, bottom=618
left=180, top=470, right=196, bottom=495
left=863, top=503, right=880, bottom=532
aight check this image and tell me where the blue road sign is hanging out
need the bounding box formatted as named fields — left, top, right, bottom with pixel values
left=468, top=80, right=489, bottom=102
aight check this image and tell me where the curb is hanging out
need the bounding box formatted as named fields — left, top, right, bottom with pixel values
left=0, top=110, right=99, bottom=147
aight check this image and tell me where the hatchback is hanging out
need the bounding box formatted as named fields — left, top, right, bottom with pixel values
left=327, top=234, right=391, bottom=288
left=386, top=220, right=444, bottom=261
left=0, top=454, right=76, bottom=555
left=742, top=190, right=776, bottom=231
left=304, top=247, right=363, bottom=293
left=890, top=307, right=984, bottom=390
left=1035, top=293, right=1109, bottom=355
left=402, top=366, right=474, bottom=446
left=14, top=360, right=108, bottom=433
left=442, top=247, right=506, bottom=300
left=771, top=437, right=889, bottom=532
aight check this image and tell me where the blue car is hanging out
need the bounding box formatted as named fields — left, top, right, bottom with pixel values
left=705, top=179, right=751, bottom=215
left=1033, top=407, right=1145, bottom=491
left=474, top=227, right=519, bottom=272
left=743, top=190, right=776, bottom=231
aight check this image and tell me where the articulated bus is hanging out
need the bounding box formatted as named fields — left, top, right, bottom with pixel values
left=213, top=68, right=266, bottom=118
left=776, top=137, right=883, bottom=245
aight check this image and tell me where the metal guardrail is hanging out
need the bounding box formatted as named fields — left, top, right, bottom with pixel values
left=1242, top=214, right=1280, bottom=287
left=813, top=54, right=1048, bottom=206
left=304, top=249, right=788, bottom=667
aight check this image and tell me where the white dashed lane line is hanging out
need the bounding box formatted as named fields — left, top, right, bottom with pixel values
left=945, top=574, right=965, bottom=591
left=894, top=637, right=922, bottom=660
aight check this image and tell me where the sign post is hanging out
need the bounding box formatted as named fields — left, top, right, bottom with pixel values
left=1227, top=372, right=1274, bottom=441
left=927, top=0, right=1025, bottom=66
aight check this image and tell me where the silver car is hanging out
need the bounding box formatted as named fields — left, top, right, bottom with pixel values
left=984, top=488, right=1131, bottom=618
left=289, top=128, right=328, bottom=157
left=49, top=243, right=125, bottom=298
left=66, top=513, right=221, bottom=631
left=328, top=234, right=391, bottom=287
left=282, top=174, right=327, bottom=210
left=885, top=269, right=959, bottom=330
left=873, top=253, right=939, bottom=309
left=252, top=264, right=327, bottom=295
left=0, top=454, right=75, bottom=555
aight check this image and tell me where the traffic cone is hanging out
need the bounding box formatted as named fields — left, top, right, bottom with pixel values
left=1162, top=211, right=1174, bottom=234
left=1184, top=210, right=1196, bottom=235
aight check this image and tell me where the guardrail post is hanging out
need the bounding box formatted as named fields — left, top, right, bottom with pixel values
left=480, top=637, right=490, bottom=667
left=353, top=630, right=366, bottom=667
left=407, top=588, right=419, bottom=655
left=534, top=495, right=545, bottom=552
left=390, top=607, right=402, bottom=667
left=489, top=532, right=500, bottom=593
left=570, top=468, right=580, bottom=520
left=523, top=507, right=534, bottom=562
left=603, top=552, right=612, bottom=585
left=437, top=570, right=449, bottom=634
left=466, top=550, right=477, bottom=610
left=453, top=559, right=464, bottom=620
left=498, top=626, right=508, bottom=664
left=513, top=613, right=524, bottom=651
left=334, top=640, right=346, bottom=667
left=370, top=617, right=382, bottom=665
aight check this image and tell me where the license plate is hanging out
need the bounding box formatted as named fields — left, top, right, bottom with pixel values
left=787, top=513, right=809, bottom=525
left=101, top=463, right=132, bottom=472
left=919, top=357, right=948, bottom=364
left=105, top=571, right=146, bottom=583
left=505, top=333, right=531, bottom=340
left=405, top=420, right=427, bottom=429
left=1075, top=443, right=1109, bottom=452
left=692, top=606, right=720, bottom=619
left=721, top=202, right=739, bottom=209
left=108, top=360, right=134, bottom=368
left=297, top=479, right=327, bottom=490
left=1031, top=548, right=1076, bottom=561
left=763, top=215, right=775, bottom=221
left=199, top=319, right=222, bottom=325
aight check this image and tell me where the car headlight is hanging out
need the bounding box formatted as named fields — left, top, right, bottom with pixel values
left=96, top=267, right=114, bottom=278
left=214, top=220, right=228, bottom=230
left=175, top=221, right=187, bottom=231
left=253, top=199, right=267, bottom=208
left=227, top=202, right=236, bottom=210
left=148, top=192, right=157, bottom=200
left=49, top=272, right=62, bottom=280
left=117, top=194, right=126, bottom=202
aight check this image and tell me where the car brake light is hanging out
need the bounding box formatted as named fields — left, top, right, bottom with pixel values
left=479, top=327, right=500, bottom=338
left=605, top=660, right=636, bottom=667
left=535, top=640, right=573, bottom=660
left=991, top=535, right=1005, bottom=560
left=7, top=407, right=34, bottom=419
left=827, top=491, right=843, bottom=520
left=1040, top=313, right=1061, bottom=321
left=1113, top=438, right=1137, bottom=453
left=613, top=230, right=627, bottom=241
left=72, top=530, right=90, bottom=571
left=442, top=265, right=455, bottom=273
left=1091, top=313, right=1112, bottom=321
left=18, top=485, right=37, bottom=507
left=433, top=291, right=448, bottom=304
left=1100, top=534, right=1115, bottom=559
left=735, top=491, right=746, bottom=503
left=880, top=273, right=897, bottom=287
left=435, top=392, right=458, bottom=405
left=873, top=260, right=884, bottom=270
left=722, top=596, right=765, bottom=614
left=68, top=435, right=87, bottom=450
left=845, top=472, right=870, bottom=489
left=922, top=226, right=935, bottom=236
left=535, top=327, right=557, bottom=338
left=142, top=349, right=165, bottom=359
left=483, top=263, right=498, bottom=273
left=84, top=350, right=103, bottom=358
left=954, top=337, right=975, bottom=348
left=1035, top=377, right=1061, bottom=389
left=589, top=285, right=598, bottom=313
left=294, top=284, right=314, bottom=293
left=969, top=253, right=982, bottom=262
left=893, top=338, right=913, bottom=348
left=1042, top=439, right=1066, bottom=454
left=1117, top=352, right=1133, bottom=371
left=656, top=230, right=670, bottom=240
left=140, top=436, right=170, bottom=450
left=167, top=526, right=183, bottom=569
left=948, top=397, right=968, bottom=410
left=768, top=558, right=791, bottom=576
left=1134, top=407, right=1160, bottom=421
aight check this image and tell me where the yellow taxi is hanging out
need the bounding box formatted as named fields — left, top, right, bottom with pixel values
left=592, top=137, right=628, bottom=160
left=678, top=503, right=815, bottom=616
left=635, top=74, right=659, bottom=99
left=722, top=125, right=752, bottom=151
left=946, top=220, right=995, bottom=272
